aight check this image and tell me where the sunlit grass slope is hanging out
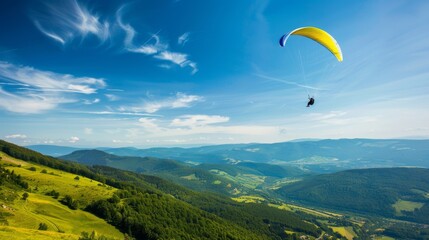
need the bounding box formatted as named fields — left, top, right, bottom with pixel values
left=0, top=152, right=124, bottom=240
left=330, top=226, right=357, bottom=240
left=0, top=226, right=76, bottom=240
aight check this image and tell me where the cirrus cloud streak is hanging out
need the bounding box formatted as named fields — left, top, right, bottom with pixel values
left=0, top=61, right=105, bottom=113
left=32, top=0, right=110, bottom=45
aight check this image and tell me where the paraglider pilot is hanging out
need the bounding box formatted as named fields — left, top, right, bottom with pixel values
left=307, top=96, right=315, bottom=107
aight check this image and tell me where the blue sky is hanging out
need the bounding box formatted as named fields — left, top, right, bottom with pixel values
left=1, top=0, right=428, bottom=147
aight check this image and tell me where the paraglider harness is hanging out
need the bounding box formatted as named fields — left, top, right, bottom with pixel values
left=307, top=96, right=315, bottom=107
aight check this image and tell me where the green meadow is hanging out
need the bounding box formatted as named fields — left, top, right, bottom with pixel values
left=0, top=226, right=77, bottom=240
left=392, top=199, right=424, bottom=216
left=231, top=195, right=266, bottom=203
left=0, top=152, right=124, bottom=240
left=330, top=226, right=357, bottom=240
left=209, top=169, right=266, bottom=189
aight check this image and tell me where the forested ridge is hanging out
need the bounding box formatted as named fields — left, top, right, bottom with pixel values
left=61, top=149, right=251, bottom=195
left=277, top=168, right=429, bottom=223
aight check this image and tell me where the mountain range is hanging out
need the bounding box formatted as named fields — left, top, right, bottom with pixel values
left=29, top=139, right=429, bottom=173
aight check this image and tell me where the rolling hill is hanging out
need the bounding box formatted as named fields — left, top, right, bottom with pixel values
left=60, top=149, right=308, bottom=196
left=60, top=149, right=253, bottom=195
left=276, top=167, right=429, bottom=224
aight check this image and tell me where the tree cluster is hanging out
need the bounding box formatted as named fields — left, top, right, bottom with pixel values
left=0, top=164, right=29, bottom=189
left=45, top=189, right=60, bottom=199
left=60, top=195, right=79, bottom=210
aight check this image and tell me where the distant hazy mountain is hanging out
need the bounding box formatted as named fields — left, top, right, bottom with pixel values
left=104, top=139, right=429, bottom=172
left=26, top=144, right=84, bottom=156
left=31, top=139, right=429, bottom=173
left=277, top=167, right=429, bottom=224
left=60, top=149, right=187, bottom=171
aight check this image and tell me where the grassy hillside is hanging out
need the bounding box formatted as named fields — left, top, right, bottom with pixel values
left=0, top=152, right=123, bottom=240
left=276, top=168, right=429, bottom=223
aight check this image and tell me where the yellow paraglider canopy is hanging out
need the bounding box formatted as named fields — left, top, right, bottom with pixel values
left=280, top=26, right=343, bottom=62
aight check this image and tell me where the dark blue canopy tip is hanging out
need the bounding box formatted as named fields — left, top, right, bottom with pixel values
left=279, top=35, right=287, bottom=47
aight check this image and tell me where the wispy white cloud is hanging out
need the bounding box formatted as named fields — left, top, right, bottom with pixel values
left=131, top=34, right=167, bottom=55
left=171, top=115, right=229, bottom=128
left=0, top=61, right=105, bottom=113
left=304, top=111, right=376, bottom=126
left=131, top=113, right=276, bottom=140
left=116, top=7, right=166, bottom=54
left=68, top=136, right=80, bottom=143
left=138, top=118, right=161, bottom=133
left=255, top=73, right=328, bottom=91
left=155, top=51, right=188, bottom=65
left=178, top=32, right=190, bottom=46
left=0, top=82, right=30, bottom=87
left=34, top=21, right=65, bottom=44
left=106, top=88, right=124, bottom=92
left=105, top=94, right=119, bottom=101
left=188, top=62, right=198, bottom=75
left=125, top=115, right=281, bottom=146
left=0, top=61, right=105, bottom=94
left=32, top=2, right=197, bottom=74
left=120, top=92, right=203, bottom=114
left=74, top=111, right=158, bottom=117
left=83, top=98, right=100, bottom=105
left=154, top=51, right=198, bottom=74
left=5, top=134, right=27, bottom=139
left=137, top=119, right=278, bottom=138
left=116, top=6, right=197, bottom=74
left=171, top=92, right=203, bottom=108
left=142, top=92, right=203, bottom=113
left=0, top=87, right=70, bottom=113
left=158, top=64, right=173, bottom=69
left=32, top=0, right=110, bottom=45
left=308, top=111, right=347, bottom=121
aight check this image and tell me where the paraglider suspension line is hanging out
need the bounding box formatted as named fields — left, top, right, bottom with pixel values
left=298, top=50, right=310, bottom=96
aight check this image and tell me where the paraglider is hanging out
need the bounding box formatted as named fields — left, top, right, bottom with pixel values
left=279, top=26, right=343, bottom=62
left=307, top=96, right=315, bottom=107
left=279, top=26, right=343, bottom=107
